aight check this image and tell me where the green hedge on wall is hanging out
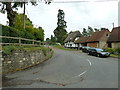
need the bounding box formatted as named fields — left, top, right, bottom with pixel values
left=2, top=25, right=35, bottom=44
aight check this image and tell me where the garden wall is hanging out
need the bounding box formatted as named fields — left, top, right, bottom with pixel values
left=2, top=48, right=53, bottom=74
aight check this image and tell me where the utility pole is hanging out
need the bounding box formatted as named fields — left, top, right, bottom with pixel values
left=23, top=1, right=25, bottom=30
left=112, top=22, right=114, bottom=28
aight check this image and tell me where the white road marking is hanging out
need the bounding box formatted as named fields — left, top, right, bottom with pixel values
left=73, top=59, right=92, bottom=78
left=87, top=59, right=92, bottom=66
left=73, top=71, right=87, bottom=78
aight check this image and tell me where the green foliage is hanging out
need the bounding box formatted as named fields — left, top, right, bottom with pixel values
left=2, top=45, right=24, bottom=55
left=46, top=35, right=57, bottom=45
left=2, top=13, right=44, bottom=43
left=82, top=28, right=88, bottom=36
left=101, top=28, right=108, bottom=30
left=54, top=9, right=67, bottom=45
left=2, top=25, right=22, bottom=43
left=82, top=26, right=100, bottom=37
left=51, top=35, right=56, bottom=43
left=13, top=13, right=33, bottom=30
left=87, top=26, right=94, bottom=36
left=1, top=1, right=51, bottom=26
left=2, top=45, right=51, bottom=56
left=41, top=47, right=47, bottom=56
left=0, top=2, right=37, bottom=26
left=2, top=25, right=32, bottom=44
left=32, top=27, right=44, bottom=41
left=105, top=48, right=115, bottom=54
left=110, top=54, right=120, bottom=58
left=13, top=13, right=44, bottom=41
left=94, top=28, right=100, bottom=32
left=105, top=48, right=120, bottom=55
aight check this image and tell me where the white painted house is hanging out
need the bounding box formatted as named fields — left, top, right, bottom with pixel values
left=64, top=31, right=82, bottom=49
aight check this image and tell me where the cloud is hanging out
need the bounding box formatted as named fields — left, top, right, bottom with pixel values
left=0, top=1, right=118, bottom=39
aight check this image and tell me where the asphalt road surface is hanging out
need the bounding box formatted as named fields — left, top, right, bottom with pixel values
left=3, top=47, right=118, bottom=88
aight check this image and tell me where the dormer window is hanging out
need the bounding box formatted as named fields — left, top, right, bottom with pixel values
left=75, top=37, right=79, bottom=41
left=106, top=34, right=109, bottom=37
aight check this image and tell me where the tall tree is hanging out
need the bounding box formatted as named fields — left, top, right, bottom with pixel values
left=0, top=0, right=52, bottom=26
left=54, top=9, right=67, bottom=45
left=0, top=2, right=37, bottom=27
left=1, top=2, right=15, bottom=26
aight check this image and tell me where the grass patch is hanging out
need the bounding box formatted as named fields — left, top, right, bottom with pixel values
left=53, top=45, right=78, bottom=51
left=110, top=54, right=120, bottom=58
left=2, top=45, right=24, bottom=55
left=2, top=45, right=51, bottom=56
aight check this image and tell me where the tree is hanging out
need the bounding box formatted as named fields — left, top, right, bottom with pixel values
left=94, top=28, right=100, bottom=32
left=1, top=2, right=15, bottom=26
left=82, top=28, right=88, bottom=36
left=87, top=26, right=94, bottom=36
left=0, top=2, right=37, bottom=27
left=101, top=28, right=108, bottom=30
left=13, top=13, right=33, bottom=30
left=82, top=26, right=95, bottom=37
left=51, top=35, right=56, bottom=43
left=0, top=0, right=52, bottom=26
left=54, top=9, right=67, bottom=45
left=12, top=13, right=44, bottom=41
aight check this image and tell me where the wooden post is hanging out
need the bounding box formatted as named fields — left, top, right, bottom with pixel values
left=19, top=38, right=21, bottom=46
left=33, top=40, right=34, bottom=45
left=39, top=42, right=41, bottom=46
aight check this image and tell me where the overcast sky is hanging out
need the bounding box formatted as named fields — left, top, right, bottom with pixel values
left=0, top=0, right=118, bottom=39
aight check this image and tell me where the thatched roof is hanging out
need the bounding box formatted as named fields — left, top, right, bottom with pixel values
left=107, top=26, right=120, bottom=42
left=64, top=31, right=81, bottom=43
left=75, top=36, right=90, bottom=44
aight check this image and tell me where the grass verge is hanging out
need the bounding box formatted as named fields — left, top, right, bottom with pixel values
left=110, top=54, right=120, bottom=58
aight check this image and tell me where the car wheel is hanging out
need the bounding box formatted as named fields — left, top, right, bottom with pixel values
left=97, top=54, right=100, bottom=57
left=88, top=52, right=90, bottom=55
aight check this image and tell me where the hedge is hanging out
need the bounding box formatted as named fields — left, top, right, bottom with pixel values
left=2, top=25, right=35, bottom=44
left=105, top=48, right=120, bottom=55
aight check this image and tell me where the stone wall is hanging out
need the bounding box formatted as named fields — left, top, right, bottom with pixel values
left=2, top=48, right=53, bottom=74
left=99, top=41, right=107, bottom=49
left=112, top=42, right=120, bottom=49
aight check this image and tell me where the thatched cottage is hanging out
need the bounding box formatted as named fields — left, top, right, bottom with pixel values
left=64, top=31, right=82, bottom=48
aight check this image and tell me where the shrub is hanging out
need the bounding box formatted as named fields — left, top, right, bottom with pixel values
left=106, top=48, right=114, bottom=54
left=105, top=48, right=120, bottom=55
left=114, top=49, right=120, bottom=54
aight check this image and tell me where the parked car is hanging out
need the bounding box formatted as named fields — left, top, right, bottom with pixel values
left=79, top=46, right=84, bottom=50
left=88, top=48, right=110, bottom=57
left=82, top=46, right=91, bottom=53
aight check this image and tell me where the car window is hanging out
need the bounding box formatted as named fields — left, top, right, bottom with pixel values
left=93, top=49, right=96, bottom=51
left=96, top=48, right=104, bottom=52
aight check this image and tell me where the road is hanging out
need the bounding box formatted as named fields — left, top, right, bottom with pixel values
left=3, top=47, right=118, bottom=88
